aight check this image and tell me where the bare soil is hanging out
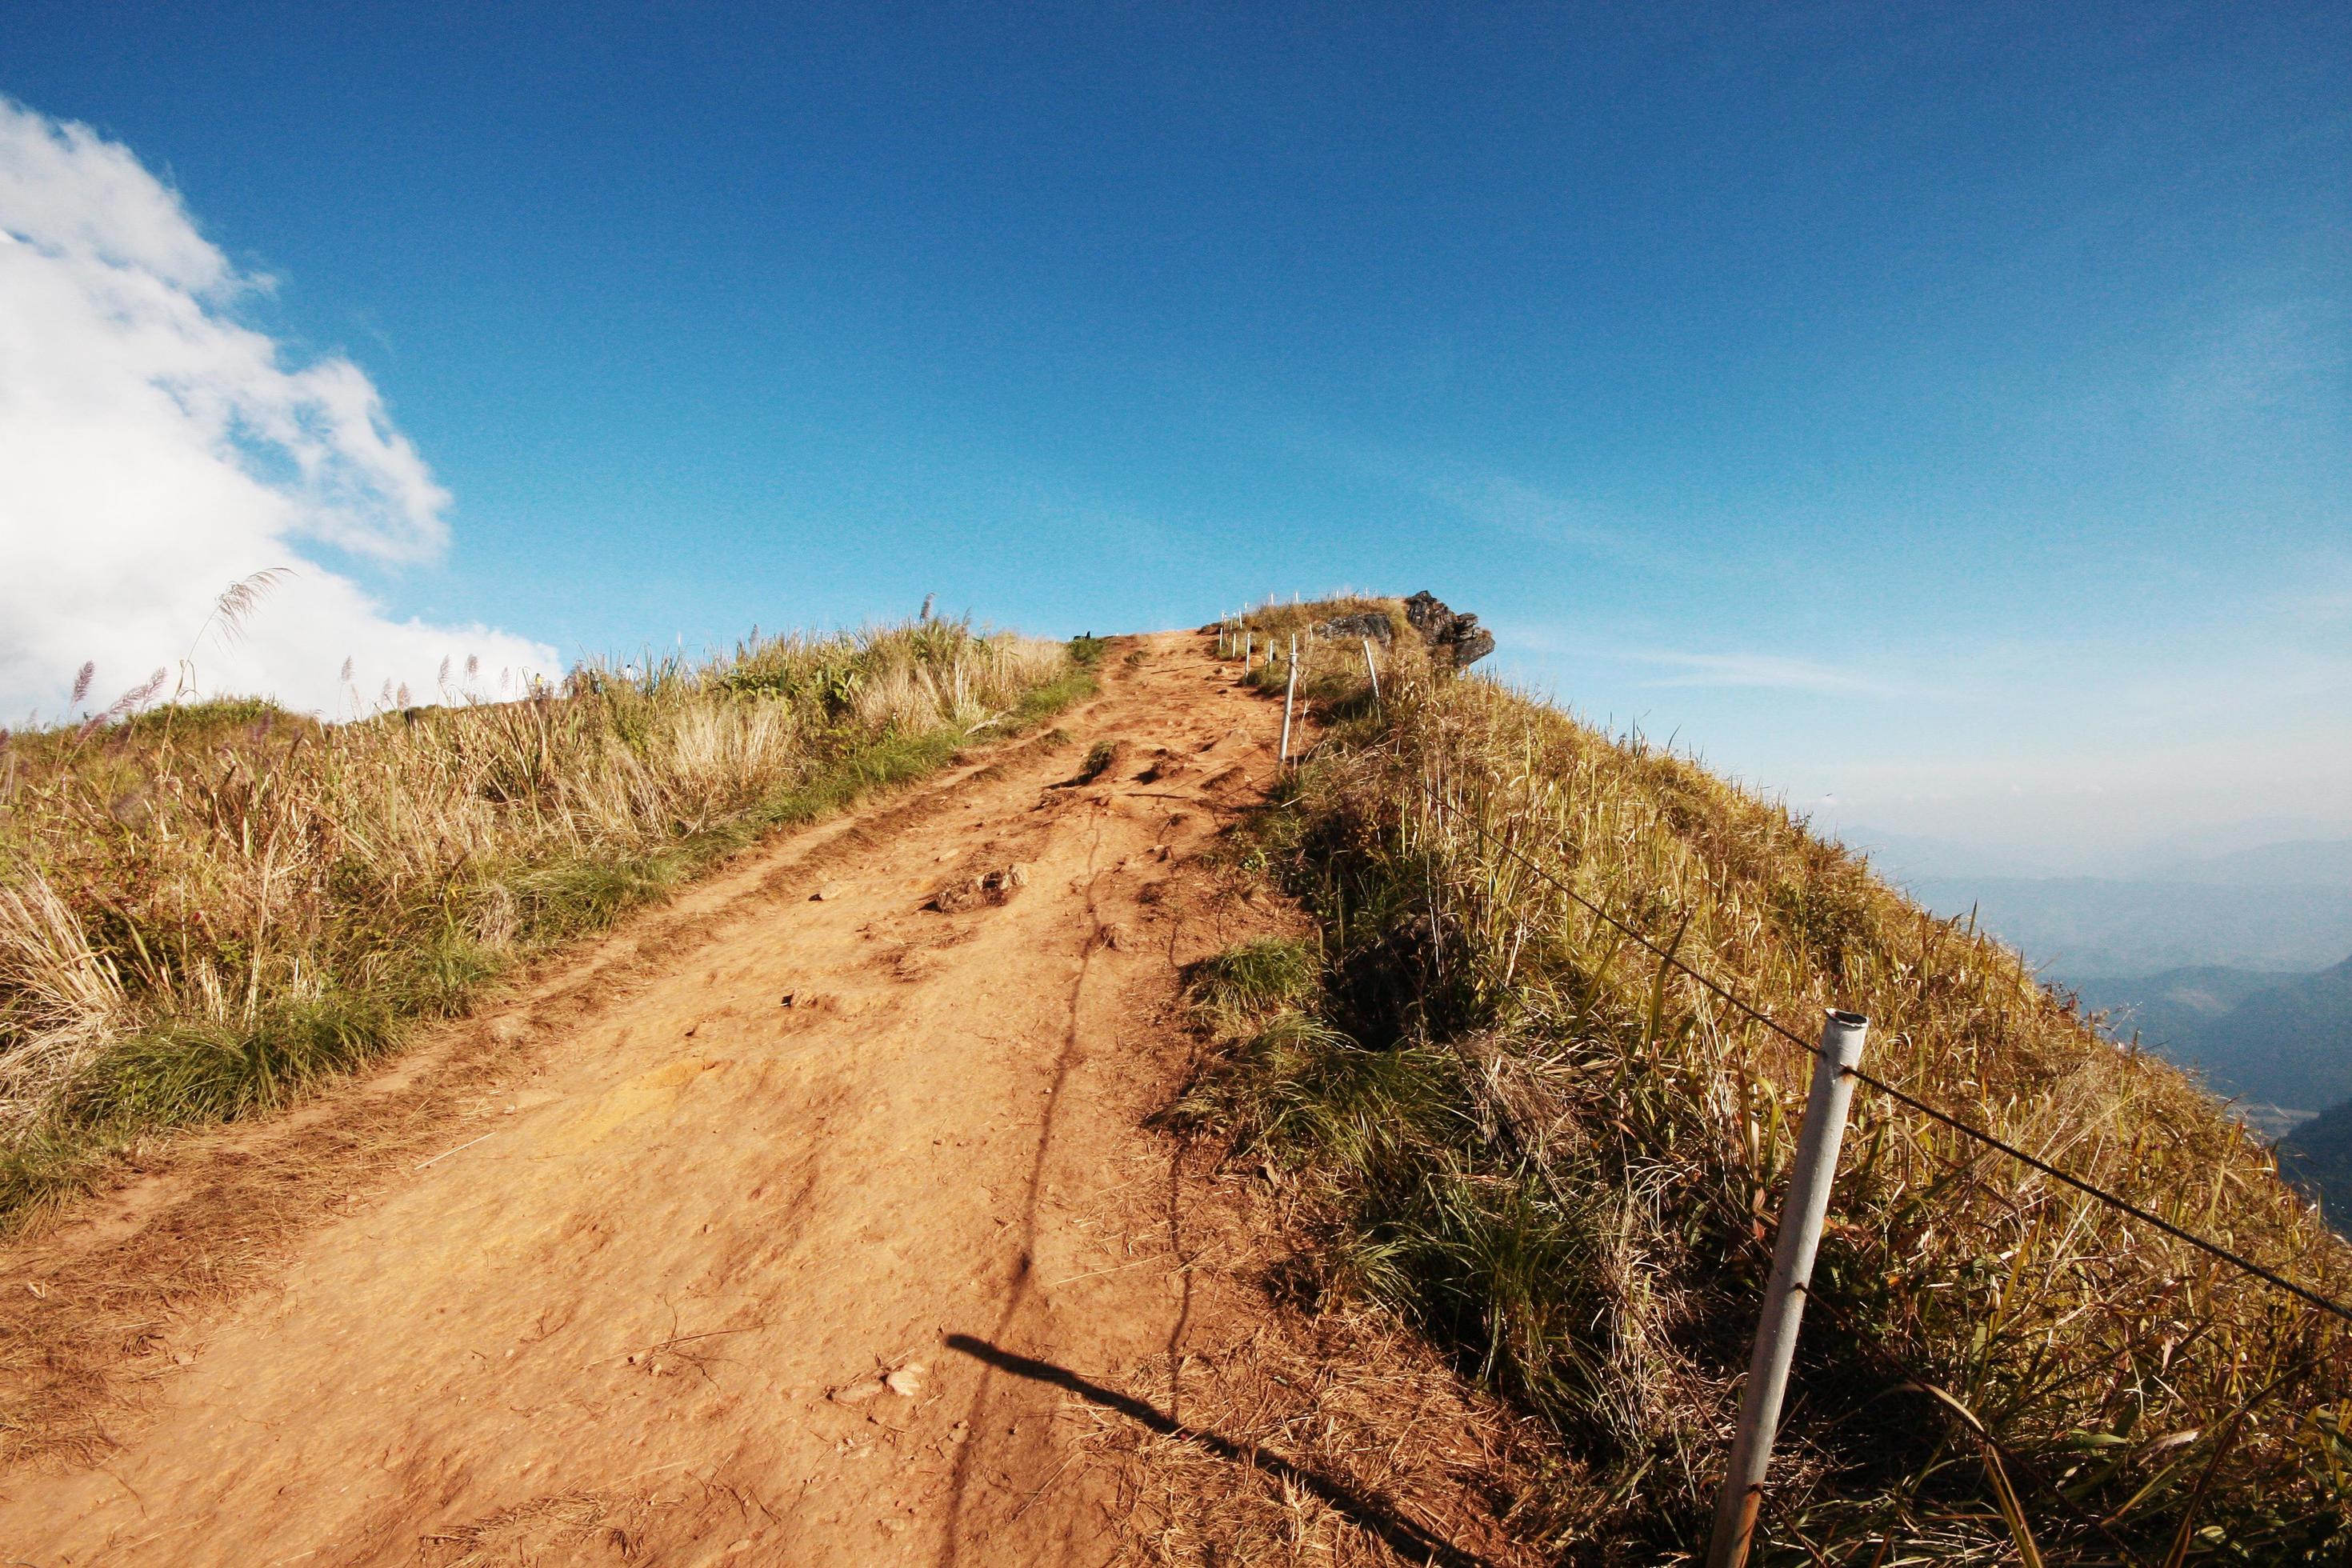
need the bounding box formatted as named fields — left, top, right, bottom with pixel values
left=0, top=633, right=1533, bottom=1567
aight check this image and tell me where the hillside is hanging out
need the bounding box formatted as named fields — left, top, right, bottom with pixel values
left=1181, top=598, right=2351, bottom=1562
left=1, top=600, right=2345, bottom=1566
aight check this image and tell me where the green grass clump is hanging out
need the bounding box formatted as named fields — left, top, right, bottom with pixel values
left=1181, top=598, right=2352, bottom=1564
left=0, top=616, right=1085, bottom=1227
left=1188, top=936, right=1319, bottom=1026
left=1075, top=739, right=1120, bottom=783
left=1067, top=634, right=1110, bottom=667
left=75, top=992, right=397, bottom=1127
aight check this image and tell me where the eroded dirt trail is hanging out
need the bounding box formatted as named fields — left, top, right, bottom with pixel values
left=0, top=633, right=1294, bottom=1566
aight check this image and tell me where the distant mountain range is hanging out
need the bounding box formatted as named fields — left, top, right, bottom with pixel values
left=1839, top=822, right=2352, bottom=885
left=2070, top=957, right=2352, bottom=1237
left=1837, top=827, right=2352, bottom=977
left=1834, top=826, right=2352, bottom=1108
left=2278, top=1098, right=2352, bottom=1233
left=1902, top=877, right=2352, bottom=978
left=2134, top=838, right=2352, bottom=888
left=1836, top=826, right=2352, bottom=1232
left=2069, top=957, right=2352, bottom=1113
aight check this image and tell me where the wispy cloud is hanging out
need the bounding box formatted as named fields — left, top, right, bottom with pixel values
left=1487, top=619, right=1922, bottom=698
left=0, top=97, right=557, bottom=722
left=1414, top=466, right=1718, bottom=575
left=2160, top=290, right=2345, bottom=431
left=1424, top=473, right=1622, bottom=553
left=1632, top=650, right=1903, bottom=695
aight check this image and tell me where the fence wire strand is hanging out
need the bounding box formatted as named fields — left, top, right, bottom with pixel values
left=1411, top=774, right=2352, bottom=1329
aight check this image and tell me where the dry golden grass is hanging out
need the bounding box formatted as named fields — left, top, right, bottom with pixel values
left=1215, top=592, right=1411, bottom=647
left=1178, top=600, right=2351, bottom=1563
left=419, top=1490, right=635, bottom=1566
left=0, top=618, right=1083, bottom=1224
left=0, top=716, right=1090, bottom=1475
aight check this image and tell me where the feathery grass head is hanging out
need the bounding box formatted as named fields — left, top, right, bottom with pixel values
left=202, top=567, right=294, bottom=650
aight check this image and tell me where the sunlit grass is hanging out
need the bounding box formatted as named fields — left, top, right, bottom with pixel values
left=1181, top=597, right=2351, bottom=1563
left=0, top=618, right=1086, bottom=1225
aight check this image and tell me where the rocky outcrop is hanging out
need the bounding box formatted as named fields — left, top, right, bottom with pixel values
left=1307, top=592, right=1486, bottom=667
left=1401, top=591, right=1494, bottom=669
left=1308, top=593, right=1493, bottom=668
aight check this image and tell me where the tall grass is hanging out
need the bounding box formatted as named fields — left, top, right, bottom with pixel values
left=0, top=618, right=1085, bottom=1224
left=1183, top=599, right=2350, bottom=1563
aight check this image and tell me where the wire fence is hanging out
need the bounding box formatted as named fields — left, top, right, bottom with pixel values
left=1216, top=619, right=2348, bottom=1556
left=1416, top=782, right=2352, bottom=1328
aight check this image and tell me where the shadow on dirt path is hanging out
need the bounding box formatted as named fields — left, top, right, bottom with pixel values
left=944, top=1334, right=1494, bottom=1568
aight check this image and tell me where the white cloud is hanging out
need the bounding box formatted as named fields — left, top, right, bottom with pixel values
left=0, top=98, right=557, bottom=723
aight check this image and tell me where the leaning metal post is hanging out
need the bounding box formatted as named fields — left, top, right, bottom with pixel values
left=1278, top=633, right=1299, bottom=761
left=1706, top=1010, right=1870, bottom=1568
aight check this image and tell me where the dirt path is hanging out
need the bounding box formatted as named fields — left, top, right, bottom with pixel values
left=0, top=632, right=1310, bottom=1566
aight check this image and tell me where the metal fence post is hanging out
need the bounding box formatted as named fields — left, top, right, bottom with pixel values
left=1706, top=1010, right=1870, bottom=1568
left=1278, top=633, right=1299, bottom=761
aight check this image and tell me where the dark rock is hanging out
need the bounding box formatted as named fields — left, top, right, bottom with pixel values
left=1400, top=591, right=1494, bottom=669
left=1313, top=611, right=1394, bottom=643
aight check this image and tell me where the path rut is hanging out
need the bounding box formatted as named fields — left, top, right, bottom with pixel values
left=0, top=631, right=1292, bottom=1566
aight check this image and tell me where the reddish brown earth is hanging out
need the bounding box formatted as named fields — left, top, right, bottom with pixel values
left=0, top=634, right=1269, bottom=1565
left=0, top=632, right=1534, bottom=1568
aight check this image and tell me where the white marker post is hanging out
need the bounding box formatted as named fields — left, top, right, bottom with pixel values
left=1243, top=630, right=1252, bottom=672
left=1278, top=633, right=1299, bottom=761
left=1362, top=637, right=1381, bottom=706
left=1706, top=1010, right=1870, bottom=1568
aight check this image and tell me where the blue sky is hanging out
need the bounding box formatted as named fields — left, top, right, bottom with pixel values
left=1, top=2, right=2346, bottom=859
